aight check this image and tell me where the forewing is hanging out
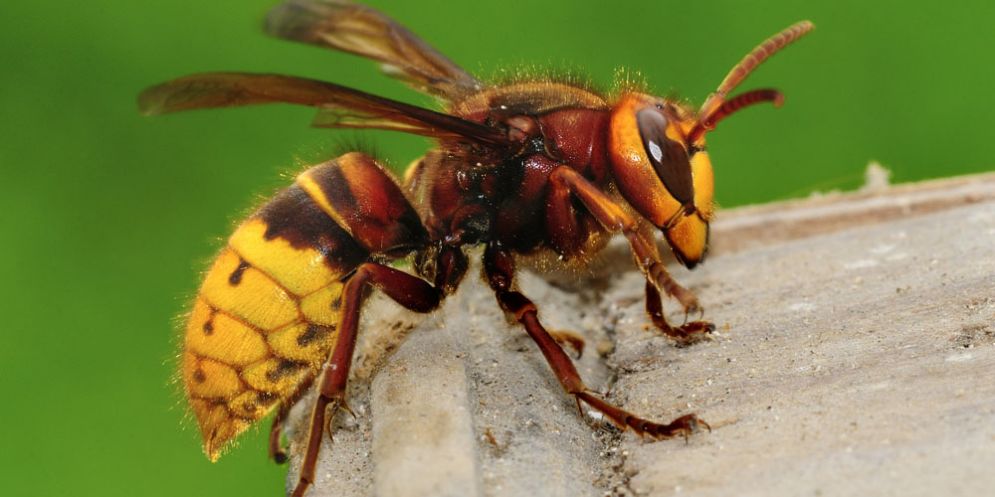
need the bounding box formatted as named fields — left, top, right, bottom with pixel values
left=266, top=0, right=480, bottom=99
left=138, top=72, right=508, bottom=146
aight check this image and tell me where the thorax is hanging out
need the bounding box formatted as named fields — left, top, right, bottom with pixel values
left=404, top=81, right=615, bottom=253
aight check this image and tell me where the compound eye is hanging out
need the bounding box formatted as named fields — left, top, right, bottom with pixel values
left=636, top=107, right=694, bottom=206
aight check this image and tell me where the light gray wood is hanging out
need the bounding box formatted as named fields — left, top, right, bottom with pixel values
left=289, top=172, right=995, bottom=497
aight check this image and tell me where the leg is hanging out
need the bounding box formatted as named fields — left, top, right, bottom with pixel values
left=644, top=282, right=714, bottom=345
left=269, top=406, right=290, bottom=464
left=290, top=262, right=442, bottom=497
left=484, top=244, right=708, bottom=439
left=548, top=166, right=714, bottom=342
left=269, top=375, right=316, bottom=464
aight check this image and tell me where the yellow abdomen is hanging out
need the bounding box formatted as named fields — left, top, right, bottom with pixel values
left=182, top=218, right=349, bottom=460
left=180, top=153, right=428, bottom=461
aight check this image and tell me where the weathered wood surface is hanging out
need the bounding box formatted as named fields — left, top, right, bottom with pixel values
left=288, top=172, right=995, bottom=497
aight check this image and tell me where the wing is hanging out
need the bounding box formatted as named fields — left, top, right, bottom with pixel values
left=137, top=72, right=509, bottom=147
left=265, top=0, right=481, bottom=100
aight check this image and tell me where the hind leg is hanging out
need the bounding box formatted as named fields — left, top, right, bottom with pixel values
left=269, top=376, right=315, bottom=464
left=290, top=262, right=443, bottom=497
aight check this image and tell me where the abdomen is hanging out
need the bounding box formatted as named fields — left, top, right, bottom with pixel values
left=181, top=152, right=427, bottom=460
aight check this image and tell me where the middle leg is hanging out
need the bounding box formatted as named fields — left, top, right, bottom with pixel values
left=484, top=243, right=708, bottom=439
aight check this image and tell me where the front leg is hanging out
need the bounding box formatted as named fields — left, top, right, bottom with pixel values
left=547, top=167, right=714, bottom=342
left=644, top=281, right=714, bottom=345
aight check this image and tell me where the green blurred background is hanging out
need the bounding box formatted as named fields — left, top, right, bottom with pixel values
left=2, top=0, right=993, bottom=495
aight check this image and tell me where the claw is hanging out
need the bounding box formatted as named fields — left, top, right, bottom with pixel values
left=681, top=304, right=706, bottom=328
left=340, top=400, right=357, bottom=420
left=685, top=301, right=702, bottom=316
left=635, top=412, right=709, bottom=440
left=271, top=446, right=288, bottom=465
left=323, top=399, right=356, bottom=440
left=668, top=320, right=716, bottom=346
left=671, top=285, right=701, bottom=314
left=645, top=413, right=709, bottom=441
left=550, top=330, right=586, bottom=359
left=325, top=409, right=335, bottom=440
left=574, top=392, right=710, bottom=443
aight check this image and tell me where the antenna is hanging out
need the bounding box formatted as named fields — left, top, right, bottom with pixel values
left=687, top=20, right=814, bottom=142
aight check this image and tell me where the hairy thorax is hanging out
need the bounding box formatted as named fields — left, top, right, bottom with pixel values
left=404, top=81, right=616, bottom=257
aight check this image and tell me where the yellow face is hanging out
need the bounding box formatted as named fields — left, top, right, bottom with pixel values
left=608, top=92, right=714, bottom=268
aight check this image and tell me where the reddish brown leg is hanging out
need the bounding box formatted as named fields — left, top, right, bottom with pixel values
left=269, top=410, right=289, bottom=464
left=290, top=262, right=442, bottom=497
left=548, top=166, right=714, bottom=342
left=484, top=244, right=708, bottom=440
left=269, top=375, right=316, bottom=464
left=645, top=282, right=713, bottom=345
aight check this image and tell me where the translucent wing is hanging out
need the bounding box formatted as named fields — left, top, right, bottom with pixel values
left=137, top=72, right=508, bottom=146
left=266, top=0, right=481, bottom=99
